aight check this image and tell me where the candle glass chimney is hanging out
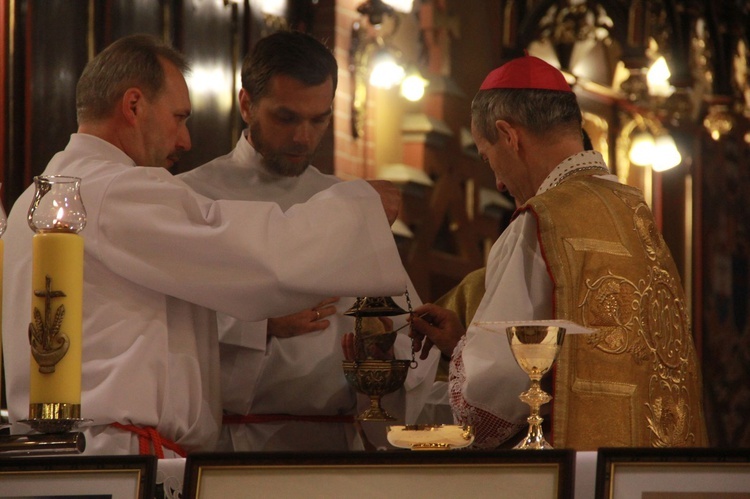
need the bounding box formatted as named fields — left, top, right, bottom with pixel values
left=28, top=176, right=87, bottom=234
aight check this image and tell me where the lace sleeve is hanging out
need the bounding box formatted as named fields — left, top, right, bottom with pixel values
left=449, top=335, right=525, bottom=449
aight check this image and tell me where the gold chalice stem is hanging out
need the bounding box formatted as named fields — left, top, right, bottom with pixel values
left=515, top=372, right=553, bottom=449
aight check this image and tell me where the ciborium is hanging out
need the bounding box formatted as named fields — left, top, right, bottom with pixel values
left=342, top=294, right=416, bottom=421
left=506, top=325, right=565, bottom=450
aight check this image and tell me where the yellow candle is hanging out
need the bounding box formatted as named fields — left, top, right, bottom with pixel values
left=0, top=239, right=4, bottom=407
left=28, top=232, right=84, bottom=419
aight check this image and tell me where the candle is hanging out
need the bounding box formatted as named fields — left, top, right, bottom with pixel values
left=1, top=189, right=6, bottom=419
left=28, top=233, right=84, bottom=419
left=26, top=175, right=86, bottom=423
left=0, top=238, right=4, bottom=405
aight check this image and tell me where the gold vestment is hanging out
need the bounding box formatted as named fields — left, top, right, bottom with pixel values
left=523, top=174, right=708, bottom=449
left=434, top=267, right=486, bottom=381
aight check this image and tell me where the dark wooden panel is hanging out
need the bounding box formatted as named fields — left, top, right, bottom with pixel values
left=699, top=132, right=750, bottom=448
left=306, top=0, right=335, bottom=175
left=173, top=0, right=239, bottom=173
left=28, top=0, right=88, bottom=180
left=4, top=0, right=31, bottom=207
left=0, top=0, right=8, bottom=204
left=103, top=0, right=165, bottom=45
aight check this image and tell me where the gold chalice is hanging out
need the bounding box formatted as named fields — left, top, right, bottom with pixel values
left=506, top=325, right=565, bottom=449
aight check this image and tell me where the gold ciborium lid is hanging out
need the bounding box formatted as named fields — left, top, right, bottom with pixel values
left=344, top=296, right=408, bottom=317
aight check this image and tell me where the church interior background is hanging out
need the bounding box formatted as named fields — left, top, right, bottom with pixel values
left=0, top=0, right=748, bottom=448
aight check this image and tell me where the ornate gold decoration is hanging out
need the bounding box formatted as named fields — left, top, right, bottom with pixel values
left=690, top=18, right=714, bottom=98
left=733, top=39, right=750, bottom=115
left=576, top=190, right=699, bottom=447
left=28, top=275, right=69, bottom=374
left=536, top=0, right=613, bottom=70
left=343, top=359, right=410, bottom=421
left=342, top=289, right=416, bottom=421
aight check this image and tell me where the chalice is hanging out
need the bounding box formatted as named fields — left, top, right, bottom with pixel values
left=506, top=325, right=565, bottom=450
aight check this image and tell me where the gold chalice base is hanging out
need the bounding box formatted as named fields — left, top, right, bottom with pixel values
left=343, top=359, right=410, bottom=421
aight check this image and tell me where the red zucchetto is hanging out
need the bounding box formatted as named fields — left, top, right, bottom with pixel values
left=479, top=55, right=572, bottom=92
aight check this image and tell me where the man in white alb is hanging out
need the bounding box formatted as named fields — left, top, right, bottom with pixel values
left=2, top=34, right=410, bottom=457
left=180, top=31, right=440, bottom=451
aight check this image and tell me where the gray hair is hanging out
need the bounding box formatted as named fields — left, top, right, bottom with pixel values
left=471, top=89, right=582, bottom=143
left=76, top=34, right=189, bottom=124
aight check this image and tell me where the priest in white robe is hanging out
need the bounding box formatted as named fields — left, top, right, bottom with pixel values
left=2, top=34, right=408, bottom=457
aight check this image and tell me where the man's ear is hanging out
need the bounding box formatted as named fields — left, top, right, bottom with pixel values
left=121, top=88, right=143, bottom=124
left=238, top=88, right=252, bottom=124
left=495, top=120, right=519, bottom=151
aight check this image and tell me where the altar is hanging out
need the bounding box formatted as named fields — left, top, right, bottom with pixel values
left=2, top=447, right=750, bottom=499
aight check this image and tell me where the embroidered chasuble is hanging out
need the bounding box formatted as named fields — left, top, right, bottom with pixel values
left=523, top=174, right=708, bottom=449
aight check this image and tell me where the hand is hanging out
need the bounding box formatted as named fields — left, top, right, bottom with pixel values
left=267, top=297, right=340, bottom=339
left=408, top=303, right=466, bottom=360
left=366, top=180, right=402, bottom=226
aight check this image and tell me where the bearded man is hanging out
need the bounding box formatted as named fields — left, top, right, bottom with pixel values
left=179, top=31, right=440, bottom=452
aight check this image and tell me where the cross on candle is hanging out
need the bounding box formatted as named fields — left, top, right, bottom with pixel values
left=29, top=275, right=69, bottom=373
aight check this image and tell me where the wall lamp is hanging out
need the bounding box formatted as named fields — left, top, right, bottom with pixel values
left=349, top=0, right=426, bottom=137
left=624, top=114, right=682, bottom=173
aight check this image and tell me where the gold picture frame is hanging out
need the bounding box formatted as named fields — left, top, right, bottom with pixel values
left=0, top=455, right=156, bottom=499
left=184, top=450, right=575, bottom=498
left=596, top=447, right=750, bottom=499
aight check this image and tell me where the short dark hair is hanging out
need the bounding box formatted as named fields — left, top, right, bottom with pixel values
left=471, top=88, right=582, bottom=143
left=76, top=34, right=189, bottom=124
left=241, top=30, right=338, bottom=101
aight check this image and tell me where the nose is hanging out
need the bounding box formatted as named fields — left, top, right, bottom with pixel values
left=178, top=124, right=192, bottom=152
left=292, top=122, right=313, bottom=147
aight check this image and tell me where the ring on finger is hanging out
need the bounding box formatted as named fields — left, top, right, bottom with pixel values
left=315, top=309, right=321, bottom=320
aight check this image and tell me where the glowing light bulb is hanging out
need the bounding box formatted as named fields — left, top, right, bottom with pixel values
left=652, top=134, right=681, bottom=172
left=628, top=132, right=655, bottom=166
left=400, top=71, right=428, bottom=101
left=370, top=51, right=405, bottom=89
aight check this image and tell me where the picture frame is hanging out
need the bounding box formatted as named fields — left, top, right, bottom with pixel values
left=595, top=447, right=750, bottom=499
left=0, top=454, right=157, bottom=499
left=184, top=449, right=575, bottom=499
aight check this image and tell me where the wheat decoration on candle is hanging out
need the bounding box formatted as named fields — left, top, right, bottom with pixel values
left=23, top=175, right=87, bottom=434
